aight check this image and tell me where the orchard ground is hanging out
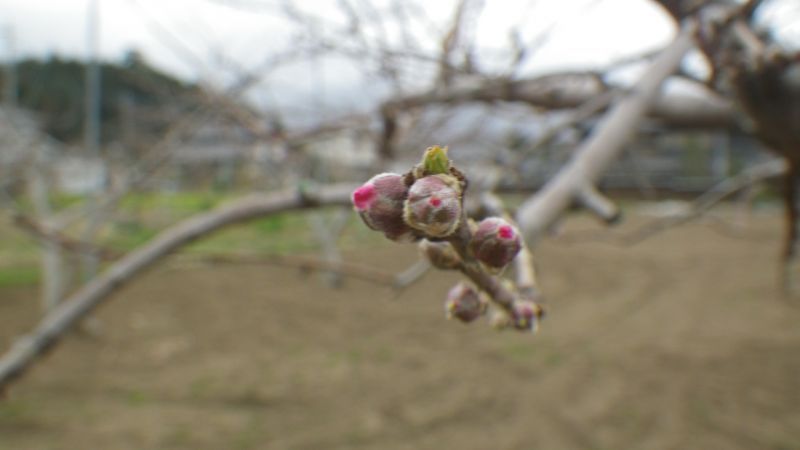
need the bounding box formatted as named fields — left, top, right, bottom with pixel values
left=2, top=203, right=800, bottom=449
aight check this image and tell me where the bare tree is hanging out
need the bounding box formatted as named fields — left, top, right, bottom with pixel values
left=1, top=0, right=798, bottom=392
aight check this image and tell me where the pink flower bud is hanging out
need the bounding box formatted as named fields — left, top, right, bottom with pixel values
left=403, top=174, right=462, bottom=238
left=469, top=217, right=521, bottom=271
left=445, top=282, right=487, bottom=323
left=418, top=239, right=461, bottom=270
left=352, top=173, right=415, bottom=242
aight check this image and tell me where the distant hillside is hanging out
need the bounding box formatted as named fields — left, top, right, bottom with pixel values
left=1, top=51, right=199, bottom=144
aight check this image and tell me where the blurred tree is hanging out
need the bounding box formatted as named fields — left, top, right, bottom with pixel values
left=0, top=52, right=198, bottom=144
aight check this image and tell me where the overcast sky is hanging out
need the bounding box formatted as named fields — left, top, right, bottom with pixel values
left=0, top=1, right=676, bottom=76
left=0, top=0, right=797, bottom=112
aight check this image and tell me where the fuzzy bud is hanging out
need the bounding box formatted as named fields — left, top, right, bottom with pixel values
left=419, top=239, right=461, bottom=270
left=403, top=174, right=462, bottom=238
left=445, top=282, right=487, bottom=323
left=489, top=309, right=512, bottom=330
left=352, top=173, right=415, bottom=242
left=510, top=300, right=543, bottom=333
left=421, top=145, right=450, bottom=175
left=469, top=217, right=521, bottom=271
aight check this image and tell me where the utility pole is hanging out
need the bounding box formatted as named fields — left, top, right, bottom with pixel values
left=85, top=0, right=101, bottom=163
left=2, top=24, right=17, bottom=108
left=81, top=0, right=104, bottom=286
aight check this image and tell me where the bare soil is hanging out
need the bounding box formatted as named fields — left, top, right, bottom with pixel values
left=2, top=209, right=800, bottom=450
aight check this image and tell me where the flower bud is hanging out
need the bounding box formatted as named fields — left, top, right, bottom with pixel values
left=352, top=173, right=415, bottom=242
left=469, top=217, right=521, bottom=271
left=445, top=282, right=487, bottom=323
left=489, top=309, right=512, bottom=330
left=403, top=174, right=462, bottom=238
left=418, top=239, right=461, bottom=270
left=510, top=300, right=543, bottom=333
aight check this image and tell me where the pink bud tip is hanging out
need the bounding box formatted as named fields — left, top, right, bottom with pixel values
left=498, top=225, right=514, bottom=240
left=352, top=184, right=376, bottom=210
left=429, top=197, right=442, bottom=207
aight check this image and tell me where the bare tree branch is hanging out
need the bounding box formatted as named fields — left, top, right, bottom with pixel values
left=392, top=259, right=432, bottom=291
left=0, top=184, right=356, bottom=392
left=557, top=158, right=786, bottom=246
left=577, top=185, right=622, bottom=225
left=619, top=158, right=786, bottom=245
left=11, top=214, right=121, bottom=260
left=516, top=20, right=700, bottom=245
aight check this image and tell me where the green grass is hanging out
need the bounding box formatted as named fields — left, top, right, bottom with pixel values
left=119, top=191, right=227, bottom=215
left=0, top=398, right=35, bottom=423
left=0, top=192, right=372, bottom=289
left=105, top=221, right=160, bottom=251
left=0, top=266, right=40, bottom=288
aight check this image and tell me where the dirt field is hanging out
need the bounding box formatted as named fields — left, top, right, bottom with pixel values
left=2, top=208, right=800, bottom=450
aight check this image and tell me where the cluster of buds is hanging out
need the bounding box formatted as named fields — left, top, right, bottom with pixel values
left=351, top=146, right=543, bottom=333
left=351, top=146, right=465, bottom=242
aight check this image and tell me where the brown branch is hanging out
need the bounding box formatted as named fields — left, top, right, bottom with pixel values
left=0, top=184, right=356, bottom=393
left=516, top=20, right=700, bottom=246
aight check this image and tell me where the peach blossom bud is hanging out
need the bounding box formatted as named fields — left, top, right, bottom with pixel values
left=445, top=282, right=487, bottom=323
left=352, top=173, right=415, bottom=242
left=469, top=217, right=521, bottom=271
left=419, top=239, right=461, bottom=270
left=403, top=174, right=462, bottom=238
left=489, top=309, right=512, bottom=330
left=510, top=300, right=543, bottom=333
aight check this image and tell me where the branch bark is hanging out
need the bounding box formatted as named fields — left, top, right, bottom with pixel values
left=0, top=184, right=356, bottom=392
left=516, top=20, right=699, bottom=245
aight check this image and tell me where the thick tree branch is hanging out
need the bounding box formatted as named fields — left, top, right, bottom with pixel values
left=578, top=186, right=622, bottom=225
left=516, top=20, right=699, bottom=245
left=0, top=184, right=356, bottom=392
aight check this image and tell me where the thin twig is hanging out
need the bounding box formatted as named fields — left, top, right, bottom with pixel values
left=11, top=214, right=121, bottom=260
left=557, top=158, right=786, bottom=246
left=392, top=259, right=432, bottom=291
